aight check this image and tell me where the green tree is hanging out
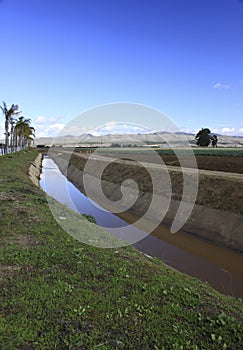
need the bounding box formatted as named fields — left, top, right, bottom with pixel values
left=195, top=128, right=211, bottom=147
left=0, top=101, right=20, bottom=153
left=9, top=117, right=16, bottom=152
left=15, top=116, right=35, bottom=150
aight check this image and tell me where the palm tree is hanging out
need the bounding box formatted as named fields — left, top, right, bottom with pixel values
left=24, top=125, right=35, bottom=148
left=9, top=117, right=16, bottom=152
left=15, top=116, right=35, bottom=149
left=0, top=101, right=20, bottom=153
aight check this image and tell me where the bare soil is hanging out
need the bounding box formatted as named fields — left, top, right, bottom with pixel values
left=162, top=155, right=243, bottom=174
left=52, top=149, right=243, bottom=174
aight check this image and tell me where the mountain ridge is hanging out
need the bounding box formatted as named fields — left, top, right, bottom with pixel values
left=33, top=131, right=243, bottom=147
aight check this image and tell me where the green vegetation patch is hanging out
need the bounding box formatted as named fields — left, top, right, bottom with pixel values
left=0, top=149, right=243, bottom=349
left=73, top=146, right=243, bottom=157
left=156, top=148, right=243, bottom=157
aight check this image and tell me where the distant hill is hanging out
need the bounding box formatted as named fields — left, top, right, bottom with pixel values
left=33, top=132, right=243, bottom=148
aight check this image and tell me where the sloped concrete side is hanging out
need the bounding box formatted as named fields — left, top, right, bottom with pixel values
left=28, top=153, right=43, bottom=187
left=50, top=152, right=243, bottom=252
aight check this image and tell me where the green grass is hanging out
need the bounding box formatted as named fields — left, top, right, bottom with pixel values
left=0, top=149, right=243, bottom=349
left=73, top=146, right=243, bottom=157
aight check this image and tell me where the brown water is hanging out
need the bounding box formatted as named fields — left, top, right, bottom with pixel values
left=40, top=157, right=243, bottom=298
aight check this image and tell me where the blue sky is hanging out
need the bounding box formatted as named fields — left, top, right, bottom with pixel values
left=0, top=0, right=243, bottom=137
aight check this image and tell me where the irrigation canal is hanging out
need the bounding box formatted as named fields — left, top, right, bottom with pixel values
left=40, top=156, right=243, bottom=297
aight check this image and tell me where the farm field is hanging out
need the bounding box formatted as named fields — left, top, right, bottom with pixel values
left=73, top=147, right=243, bottom=174
left=162, top=155, right=243, bottom=174
left=159, top=148, right=243, bottom=174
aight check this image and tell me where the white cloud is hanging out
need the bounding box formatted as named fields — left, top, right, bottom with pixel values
left=221, top=127, right=235, bottom=134
left=35, top=115, right=63, bottom=125
left=180, top=127, right=199, bottom=135
left=38, top=123, right=65, bottom=137
left=102, top=120, right=117, bottom=131
left=92, top=121, right=150, bottom=136
left=239, top=128, right=243, bottom=133
left=213, top=82, right=232, bottom=90
left=58, top=124, right=90, bottom=136
left=35, top=116, right=47, bottom=124
left=48, top=123, right=65, bottom=131
left=34, top=115, right=66, bottom=137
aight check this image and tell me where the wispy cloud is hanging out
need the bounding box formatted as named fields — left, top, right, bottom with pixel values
left=199, top=125, right=243, bottom=136
left=34, top=116, right=65, bottom=137
left=221, top=127, right=235, bottom=134
left=92, top=121, right=151, bottom=136
left=35, top=123, right=65, bottom=138
left=180, top=127, right=199, bottom=135
left=213, top=82, right=232, bottom=90
left=35, top=116, right=63, bottom=125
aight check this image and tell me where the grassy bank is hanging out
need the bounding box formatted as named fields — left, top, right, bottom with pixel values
left=0, top=150, right=243, bottom=349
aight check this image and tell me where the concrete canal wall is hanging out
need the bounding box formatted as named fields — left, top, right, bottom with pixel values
left=28, top=153, right=43, bottom=187
left=49, top=150, right=243, bottom=252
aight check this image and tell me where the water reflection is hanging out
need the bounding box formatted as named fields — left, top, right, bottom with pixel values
left=40, top=156, right=243, bottom=297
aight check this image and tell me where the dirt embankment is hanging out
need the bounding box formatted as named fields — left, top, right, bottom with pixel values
left=163, top=155, right=243, bottom=174
left=49, top=150, right=243, bottom=252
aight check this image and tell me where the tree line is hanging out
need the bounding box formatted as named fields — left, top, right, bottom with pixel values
left=0, top=101, right=35, bottom=154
